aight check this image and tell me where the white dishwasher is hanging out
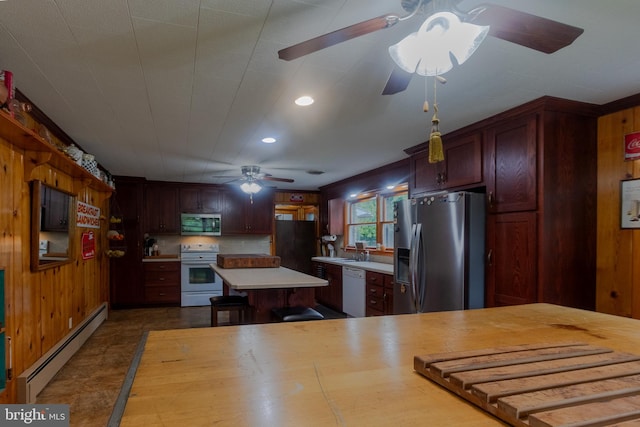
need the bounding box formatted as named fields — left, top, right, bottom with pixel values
left=342, top=266, right=366, bottom=317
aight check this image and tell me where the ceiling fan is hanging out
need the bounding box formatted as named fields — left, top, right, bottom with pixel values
left=213, top=165, right=294, bottom=192
left=277, top=0, right=584, bottom=95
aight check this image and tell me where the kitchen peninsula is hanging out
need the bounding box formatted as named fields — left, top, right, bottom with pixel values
left=118, top=304, right=640, bottom=426
left=211, top=263, right=327, bottom=322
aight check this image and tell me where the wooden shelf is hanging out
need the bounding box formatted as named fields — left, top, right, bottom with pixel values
left=0, top=111, right=114, bottom=193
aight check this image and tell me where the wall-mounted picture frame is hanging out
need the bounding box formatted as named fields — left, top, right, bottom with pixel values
left=621, top=178, right=640, bottom=228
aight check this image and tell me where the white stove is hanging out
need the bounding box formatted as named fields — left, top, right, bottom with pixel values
left=180, top=243, right=223, bottom=307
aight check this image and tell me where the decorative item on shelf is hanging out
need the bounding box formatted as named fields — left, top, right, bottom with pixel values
left=64, top=144, right=83, bottom=165
left=81, top=153, right=99, bottom=177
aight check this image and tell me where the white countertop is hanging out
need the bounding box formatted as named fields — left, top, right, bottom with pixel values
left=311, top=257, right=394, bottom=275
left=210, top=264, right=328, bottom=290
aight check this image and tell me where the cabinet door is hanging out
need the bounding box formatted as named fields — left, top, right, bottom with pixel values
left=328, top=198, right=344, bottom=235
left=409, top=150, right=443, bottom=196
left=325, top=264, right=343, bottom=312
left=409, top=132, right=482, bottom=196
left=110, top=177, right=144, bottom=307
left=41, top=186, right=69, bottom=231
left=198, top=187, right=221, bottom=212
left=485, top=212, right=537, bottom=307
left=246, top=189, right=274, bottom=234
left=180, top=186, right=221, bottom=213
left=485, top=115, right=538, bottom=213
left=145, top=183, right=179, bottom=234
left=221, top=188, right=247, bottom=234
left=443, top=132, right=483, bottom=189
left=383, top=274, right=394, bottom=315
left=222, top=187, right=273, bottom=234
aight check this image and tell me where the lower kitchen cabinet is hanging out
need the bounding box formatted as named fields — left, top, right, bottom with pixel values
left=366, top=271, right=394, bottom=316
left=313, top=262, right=343, bottom=312
left=143, top=261, right=180, bottom=304
left=485, top=211, right=537, bottom=307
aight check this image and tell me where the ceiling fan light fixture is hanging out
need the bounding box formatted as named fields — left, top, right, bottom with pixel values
left=240, top=182, right=262, bottom=194
left=388, top=12, right=489, bottom=76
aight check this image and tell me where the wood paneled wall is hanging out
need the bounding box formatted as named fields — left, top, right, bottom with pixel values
left=0, top=136, right=110, bottom=403
left=597, top=106, right=640, bottom=318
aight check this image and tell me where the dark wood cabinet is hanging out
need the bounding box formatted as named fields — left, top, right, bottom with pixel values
left=110, top=176, right=145, bottom=308
left=41, top=186, right=70, bottom=231
left=144, top=182, right=179, bottom=234
left=481, top=98, right=597, bottom=311
left=485, top=212, right=537, bottom=306
left=485, top=115, right=537, bottom=213
left=365, top=271, right=395, bottom=316
left=408, top=131, right=483, bottom=196
left=179, top=185, right=221, bottom=213
left=313, top=261, right=343, bottom=312
left=327, top=198, right=344, bottom=235
left=222, top=187, right=274, bottom=235
left=143, top=261, right=180, bottom=304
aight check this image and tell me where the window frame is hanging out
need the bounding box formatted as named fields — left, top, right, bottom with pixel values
left=344, top=187, right=407, bottom=254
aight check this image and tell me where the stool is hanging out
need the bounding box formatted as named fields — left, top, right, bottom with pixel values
left=210, top=296, right=250, bottom=327
left=272, top=306, right=324, bottom=322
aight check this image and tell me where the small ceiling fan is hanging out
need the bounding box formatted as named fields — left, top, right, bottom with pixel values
left=277, top=0, right=584, bottom=95
left=213, top=165, right=294, bottom=188
left=212, top=165, right=294, bottom=201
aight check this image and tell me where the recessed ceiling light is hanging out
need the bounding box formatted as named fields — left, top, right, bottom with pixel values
left=295, top=96, right=314, bottom=106
left=262, top=137, right=276, bottom=144
left=306, top=170, right=324, bottom=175
left=386, top=185, right=395, bottom=190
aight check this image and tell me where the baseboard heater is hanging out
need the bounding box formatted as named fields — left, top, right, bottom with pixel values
left=17, top=302, right=108, bottom=403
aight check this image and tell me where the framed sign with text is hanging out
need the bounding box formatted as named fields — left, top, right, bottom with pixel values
left=621, top=178, right=640, bottom=229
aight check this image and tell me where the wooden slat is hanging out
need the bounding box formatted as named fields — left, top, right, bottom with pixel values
left=453, top=352, right=640, bottom=391
left=415, top=342, right=587, bottom=371
left=431, top=344, right=611, bottom=377
left=499, top=374, right=640, bottom=419
left=473, top=360, right=640, bottom=403
left=415, top=343, right=640, bottom=427
left=529, top=394, right=640, bottom=427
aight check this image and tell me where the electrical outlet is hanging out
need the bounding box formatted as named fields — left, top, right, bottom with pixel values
left=68, top=317, right=73, bottom=329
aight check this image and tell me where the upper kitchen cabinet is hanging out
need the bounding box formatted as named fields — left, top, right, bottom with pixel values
left=327, top=198, right=344, bottom=235
left=222, top=187, right=274, bottom=235
left=407, top=131, right=483, bottom=196
left=144, top=182, right=179, bottom=234
left=179, top=185, right=221, bottom=213
left=484, top=115, right=537, bottom=213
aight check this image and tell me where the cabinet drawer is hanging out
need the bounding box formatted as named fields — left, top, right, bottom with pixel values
left=144, top=285, right=180, bottom=303
left=144, top=270, right=180, bottom=286
left=366, top=295, right=385, bottom=316
left=144, top=262, right=179, bottom=272
left=366, top=271, right=385, bottom=285
left=366, top=283, right=384, bottom=298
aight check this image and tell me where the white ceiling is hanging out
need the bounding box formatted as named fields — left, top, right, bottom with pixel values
left=1, top=0, right=639, bottom=191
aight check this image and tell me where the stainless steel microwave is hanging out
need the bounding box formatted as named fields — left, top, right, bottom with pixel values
left=180, top=213, right=221, bottom=236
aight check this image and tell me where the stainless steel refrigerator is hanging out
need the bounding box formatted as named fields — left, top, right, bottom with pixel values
left=393, top=191, right=485, bottom=314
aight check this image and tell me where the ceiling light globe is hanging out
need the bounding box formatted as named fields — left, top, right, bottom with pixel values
left=295, top=96, right=314, bottom=106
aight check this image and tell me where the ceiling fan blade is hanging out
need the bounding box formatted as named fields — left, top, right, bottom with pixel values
left=261, top=176, right=294, bottom=183
left=382, top=66, right=413, bottom=95
left=468, top=4, right=584, bottom=54
left=278, top=14, right=399, bottom=61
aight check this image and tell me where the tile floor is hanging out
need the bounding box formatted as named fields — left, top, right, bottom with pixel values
left=35, top=305, right=345, bottom=426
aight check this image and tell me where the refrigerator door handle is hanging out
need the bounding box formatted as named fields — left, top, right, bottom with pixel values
left=409, top=223, right=422, bottom=313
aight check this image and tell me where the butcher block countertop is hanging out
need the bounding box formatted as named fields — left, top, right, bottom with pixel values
left=210, top=263, right=327, bottom=290
left=119, top=304, right=640, bottom=426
